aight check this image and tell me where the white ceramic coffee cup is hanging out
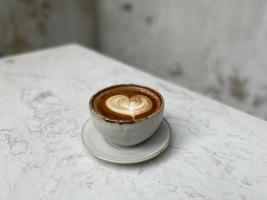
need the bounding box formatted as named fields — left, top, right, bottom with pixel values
left=89, top=84, right=164, bottom=147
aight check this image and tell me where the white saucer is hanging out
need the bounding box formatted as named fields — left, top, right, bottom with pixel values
left=81, top=118, right=172, bottom=164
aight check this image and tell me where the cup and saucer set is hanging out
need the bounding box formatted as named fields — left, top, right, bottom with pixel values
left=81, top=84, right=172, bottom=164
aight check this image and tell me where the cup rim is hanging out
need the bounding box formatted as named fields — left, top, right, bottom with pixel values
left=89, top=83, right=164, bottom=124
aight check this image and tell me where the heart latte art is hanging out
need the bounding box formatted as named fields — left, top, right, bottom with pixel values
left=105, top=95, right=153, bottom=117
left=91, top=85, right=163, bottom=121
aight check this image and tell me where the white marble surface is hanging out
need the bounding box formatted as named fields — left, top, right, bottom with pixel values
left=0, top=44, right=267, bottom=200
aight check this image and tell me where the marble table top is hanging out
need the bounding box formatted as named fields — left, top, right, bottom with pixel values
left=0, top=44, right=267, bottom=200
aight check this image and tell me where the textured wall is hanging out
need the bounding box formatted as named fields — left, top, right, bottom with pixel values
left=97, top=0, right=267, bottom=120
left=0, top=0, right=96, bottom=55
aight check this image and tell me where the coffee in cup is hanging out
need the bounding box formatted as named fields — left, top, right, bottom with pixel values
left=89, top=84, right=164, bottom=146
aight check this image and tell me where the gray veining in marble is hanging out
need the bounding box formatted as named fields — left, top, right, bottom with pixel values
left=0, top=44, right=267, bottom=199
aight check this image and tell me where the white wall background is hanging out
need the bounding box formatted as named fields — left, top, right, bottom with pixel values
left=0, top=0, right=96, bottom=55
left=97, top=0, right=267, bottom=120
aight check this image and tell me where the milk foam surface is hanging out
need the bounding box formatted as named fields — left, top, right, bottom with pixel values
left=105, top=95, right=153, bottom=118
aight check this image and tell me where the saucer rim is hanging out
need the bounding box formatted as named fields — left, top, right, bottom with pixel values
left=81, top=118, right=172, bottom=164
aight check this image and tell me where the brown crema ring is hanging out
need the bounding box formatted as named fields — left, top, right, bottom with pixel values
left=89, top=84, right=164, bottom=123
